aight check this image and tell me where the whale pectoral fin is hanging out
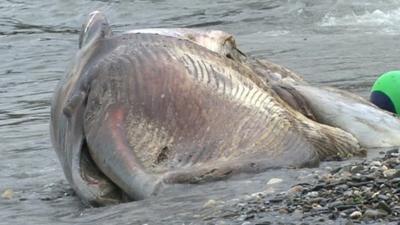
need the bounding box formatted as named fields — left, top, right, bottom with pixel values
left=62, top=91, right=86, bottom=118
left=84, top=104, right=162, bottom=200
left=272, top=83, right=316, bottom=121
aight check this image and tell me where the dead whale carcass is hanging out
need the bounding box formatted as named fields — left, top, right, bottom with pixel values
left=50, top=11, right=363, bottom=205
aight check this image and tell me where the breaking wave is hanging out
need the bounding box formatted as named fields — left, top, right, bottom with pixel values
left=320, top=7, right=400, bottom=29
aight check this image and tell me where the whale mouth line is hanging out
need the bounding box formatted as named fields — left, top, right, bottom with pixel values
left=78, top=139, right=126, bottom=206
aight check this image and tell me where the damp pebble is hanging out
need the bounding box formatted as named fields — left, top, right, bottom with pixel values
left=1, top=189, right=14, bottom=200
left=383, top=169, right=399, bottom=178
left=305, top=191, right=318, bottom=198
left=371, top=161, right=382, bottom=167
left=203, top=199, right=218, bottom=208
left=287, top=185, right=303, bottom=196
left=266, top=178, right=283, bottom=185
left=364, top=209, right=388, bottom=218
left=349, top=211, right=362, bottom=219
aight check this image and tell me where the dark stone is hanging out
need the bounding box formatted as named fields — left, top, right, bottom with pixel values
left=335, top=184, right=349, bottom=191
left=392, top=170, right=400, bottom=178
left=334, top=204, right=355, bottom=211
left=377, top=201, right=392, bottom=214
left=387, top=148, right=399, bottom=155
left=364, top=209, right=388, bottom=219
left=255, top=222, right=271, bottom=225
left=311, top=184, right=326, bottom=192
left=351, top=176, right=363, bottom=182
left=347, top=181, right=371, bottom=187
left=378, top=195, right=390, bottom=201
left=269, top=197, right=284, bottom=203
left=330, top=167, right=342, bottom=174
left=375, top=179, right=387, bottom=184
left=329, top=212, right=339, bottom=220
left=328, top=201, right=342, bottom=208
left=350, top=165, right=364, bottom=174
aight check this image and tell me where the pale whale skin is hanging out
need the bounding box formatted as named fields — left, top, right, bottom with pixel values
left=126, top=27, right=400, bottom=148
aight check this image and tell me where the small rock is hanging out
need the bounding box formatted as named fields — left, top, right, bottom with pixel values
left=350, top=211, right=362, bottom=219
left=377, top=201, right=392, bottom=214
left=287, top=185, right=303, bottom=196
left=325, top=166, right=332, bottom=171
left=293, top=209, right=303, bottom=215
left=328, top=200, right=344, bottom=208
left=1, top=189, right=14, bottom=200
left=387, top=148, right=399, bottom=155
left=250, top=192, right=265, bottom=200
left=241, top=222, right=251, bottom=225
left=278, top=207, right=289, bottom=214
left=343, top=190, right=353, bottom=197
left=350, top=165, right=364, bottom=174
left=364, top=209, right=388, bottom=219
left=237, top=215, right=248, bottom=221
left=215, top=221, right=227, bottom=225
left=351, top=174, right=362, bottom=181
left=378, top=194, right=389, bottom=201
left=264, top=186, right=275, bottom=194
left=255, top=221, right=272, bottom=225
left=383, top=169, right=400, bottom=178
left=384, top=158, right=400, bottom=166
left=335, top=204, right=355, bottom=211
left=269, top=196, right=284, bottom=203
left=311, top=203, right=322, bottom=209
left=391, top=178, right=400, bottom=183
left=306, top=191, right=319, bottom=198
left=203, top=199, right=217, bottom=208
left=361, top=186, right=372, bottom=192
left=371, top=161, right=382, bottom=167
left=371, top=192, right=380, bottom=198
left=341, top=171, right=352, bottom=178
left=266, top=178, right=283, bottom=185
left=370, top=166, right=379, bottom=171
left=335, top=184, right=349, bottom=191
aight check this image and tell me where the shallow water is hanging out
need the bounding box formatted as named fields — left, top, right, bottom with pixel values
left=1, top=0, right=400, bottom=224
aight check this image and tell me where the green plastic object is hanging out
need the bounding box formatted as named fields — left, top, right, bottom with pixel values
left=371, top=71, right=400, bottom=114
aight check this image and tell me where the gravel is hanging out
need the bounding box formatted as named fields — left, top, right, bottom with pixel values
left=208, top=148, right=400, bottom=225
